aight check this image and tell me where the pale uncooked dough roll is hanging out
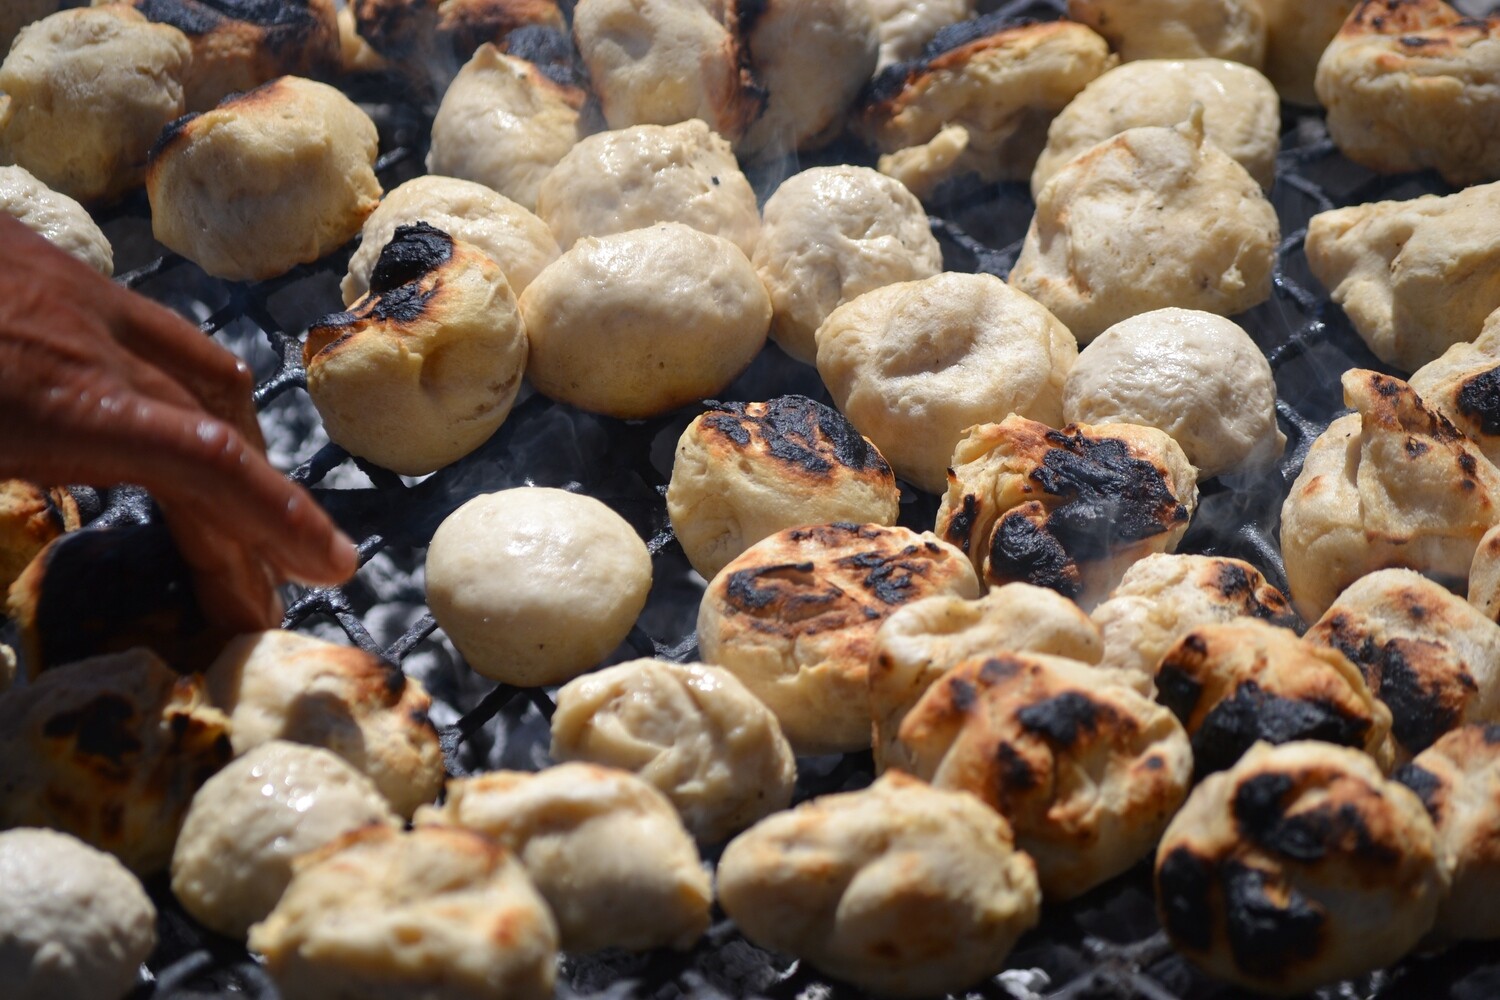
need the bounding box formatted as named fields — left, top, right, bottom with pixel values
left=0, top=165, right=111, bottom=275
left=1068, top=0, right=1265, bottom=65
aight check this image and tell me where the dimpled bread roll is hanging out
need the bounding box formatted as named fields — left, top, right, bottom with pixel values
left=868, top=0, right=972, bottom=69
left=936, top=416, right=1198, bottom=609
left=1068, top=0, right=1265, bottom=65
left=1410, top=307, right=1500, bottom=468
left=871, top=583, right=1104, bottom=772
left=1090, top=553, right=1298, bottom=692
left=249, top=825, right=558, bottom=1000
left=1306, top=183, right=1500, bottom=373
left=1031, top=58, right=1279, bottom=197
left=898, top=651, right=1193, bottom=899
left=0, top=648, right=232, bottom=874
left=535, top=119, right=760, bottom=255
left=147, top=76, right=380, bottom=281
left=519, top=223, right=770, bottom=419
left=0, top=165, right=112, bottom=275
left=415, top=764, right=711, bottom=952
left=0, top=6, right=190, bottom=203
left=0, top=479, right=79, bottom=595
left=1305, top=569, right=1500, bottom=763
left=305, top=225, right=527, bottom=476
left=341, top=175, right=558, bottom=304
left=666, top=396, right=901, bottom=581
left=816, top=272, right=1077, bottom=494
left=204, top=629, right=444, bottom=818
left=426, top=43, right=585, bottom=211
left=1011, top=111, right=1278, bottom=344
left=171, top=741, right=399, bottom=940
left=1280, top=370, right=1500, bottom=623
left=1155, top=741, right=1446, bottom=995
left=754, top=165, right=940, bottom=364
left=1062, top=308, right=1285, bottom=478
left=0, top=828, right=156, bottom=1000
left=1316, top=0, right=1500, bottom=187
left=425, top=488, right=652, bottom=686
left=550, top=658, right=796, bottom=843
left=1257, top=0, right=1355, bottom=104
left=717, top=771, right=1041, bottom=998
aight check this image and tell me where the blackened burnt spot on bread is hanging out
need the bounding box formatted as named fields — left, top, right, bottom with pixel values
left=149, top=113, right=201, bottom=164
left=702, top=401, right=754, bottom=447
left=502, top=25, right=588, bottom=90
left=1016, top=691, right=1105, bottom=747
left=732, top=0, right=771, bottom=39
left=1214, top=562, right=1298, bottom=626
left=1190, top=681, right=1371, bottom=778
left=1221, top=862, right=1324, bottom=974
left=989, top=513, right=1080, bottom=598
left=923, top=9, right=1036, bottom=59
left=1457, top=367, right=1500, bottom=436
left=948, top=676, right=977, bottom=712
left=1157, top=846, right=1215, bottom=952
left=140, top=0, right=323, bottom=32
left=995, top=740, right=1037, bottom=790
left=370, top=223, right=456, bottom=293
left=837, top=544, right=938, bottom=605
left=1155, top=665, right=1203, bottom=723
left=41, top=695, right=144, bottom=762
left=1394, top=762, right=1445, bottom=822
left=862, top=12, right=1041, bottom=110
left=979, top=655, right=1023, bottom=684
left=943, top=493, right=980, bottom=555
left=1033, top=430, right=1187, bottom=559
left=702, top=396, right=889, bottom=478
left=724, top=562, right=817, bottom=611
left=811, top=399, right=887, bottom=473
left=1234, top=772, right=1398, bottom=865
left=1372, top=638, right=1470, bottom=754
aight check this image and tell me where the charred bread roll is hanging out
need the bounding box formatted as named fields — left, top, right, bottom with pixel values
left=1010, top=110, right=1279, bottom=344
left=1280, top=370, right=1500, bottom=622
left=352, top=0, right=566, bottom=69
left=1155, top=740, right=1446, bottom=995
left=550, top=658, right=797, bottom=843
left=425, top=487, right=652, bottom=686
left=1062, top=308, right=1285, bottom=478
left=519, top=223, right=770, bottom=419
left=754, top=165, right=940, bottom=364
left=0, top=648, right=232, bottom=874
left=1155, top=619, right=1393, bottom=778
left=0, top=828, right=156, bottom=1000
left=1410, top=307, right=1500, bottom=467
left=1091, top=553, right=1298, bottom=691
left=0, top=1, right=59, bottom=54
left=869, top=0, right=972, bottom=69
left=147, top=76, right=380, bottom=282
left=0, top=479, right=79, bottom=596
left=870, top=583, right=1104, bottom=772
left=249, top=824, right=558, bottom=1000
left=697, top=522, right=980, bottom=754
left=1031, top=58, right=1279, bottom=196
left=336, top=4, right=387, bottom=73
left=898, top=651, right=1193, bottom=898
left=936, top=416, right=1199, bottom=609
left=415, top=764, right=712, bottom=952
left=666, top=396, right=901, bottom=581
left=426, top=43, right=585, bottom=211
left=1316, top=0, right=1500, bottom=186
left=816, top=272, right=1077, bottom=494
left=717, top=771, right=1041, bottom=998
left=861, top=16, right=1115, bottom=200
left=536, top=119, right=760, bottom=255
left=305, top=224, right=528, bottom=476
left=204, top=629, right=444, bottom=818
left=1068, top=0, right=1265, bottom=65
left=171, top=741, right=399, bottom=940
left=1257, top=0, right=1355, bottom=104
left=1305, top=569, right=1500, bottom=763
left=0, top=165, right=112, bottom=275
left=341, top=175, right=558, bottom=305
left=0, top=6, right=190, bottom=203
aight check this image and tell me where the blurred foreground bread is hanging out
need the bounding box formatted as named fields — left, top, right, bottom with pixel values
left=0, top=479, right=79, bottom=596
left=0, top=165, right=112, bottom=275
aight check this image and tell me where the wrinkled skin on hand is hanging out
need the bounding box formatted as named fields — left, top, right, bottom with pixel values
left=0, top=215, right=357, bottom=632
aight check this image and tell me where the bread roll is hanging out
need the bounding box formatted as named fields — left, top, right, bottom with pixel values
left=0, top=165, right=112, bottom=274
left=1068, top=0, right=1265, bottom=65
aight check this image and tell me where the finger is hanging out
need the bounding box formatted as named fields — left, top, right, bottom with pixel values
left=160, top=501, right=283, bottom=633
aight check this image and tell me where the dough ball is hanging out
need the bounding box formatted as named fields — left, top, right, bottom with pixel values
left=1306, top=181, right=1500, bottom=373
left=0, top=648, right=232, bottom=874
left=147, top=76, right=380, bottom=281
left=754, top=164, right=940, bottom=363
left=1010, top=110, right=1279, bottom=343
left=1155, top=740, right=1446, bottom=995
left=1471, top=522, right=1500, bottom=622
left=0, top=828, right=156, bottom=1000
left=1316, top=0, right=1500, bottom=187
left=1410, top=307, right=1500, bottom=468
left=0, top=165, right=111, bottom=274
left=666, top=395, right=901, bottom=581
left=536, top=119, right=760, bottom=256
left=1280, top=370, right=1500, bottom=622
left=306, top=224, right=528, bottom=476
left=1068, top=0, right=1265, bottom=65
left=0, top=479, right=79, bottom=596
left=861, top=15, right=1115, bottom=200
left=718, top=771, right=1041, bottom=998
left=898, top=651, right=1193, bottom=899
left=341, top=174, right=558, bottom=304
left=816, top=272, right=1077, bottom=494
left=415, top=764, right=711, bottom=952
left=1031, top=58, right=1279, bottom=197
left=1090, top=553, right=1297, bottom=691
left=172, top=741, right=399, bottom=939
left=935, top=416, right=1199, bottom=609
left=0, top=6, right=190, bottom=203
left=871, top=583, right=1104, bottom=772
left=426, top=43, right=585, bottom=211
left=1305, top=569, right=1500, bottom=763
left=1062, top=308, right=1285, bottom=477
left=519, top=223, right=770, bottom=419
left=1257, top=0, right=1355, bottom=104
left=550, top=658, right=796, bottom=843
left=868, top=0, right=972, bottom=69
left=204, top=629, right=445, bottom=818
left=698, top=522, right=979, bottom=754
left=0, top=1, right=58, bottom=54
left=425, top=487, right=652, bottom=686
left=249, top=824, right=558, bottom=1000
